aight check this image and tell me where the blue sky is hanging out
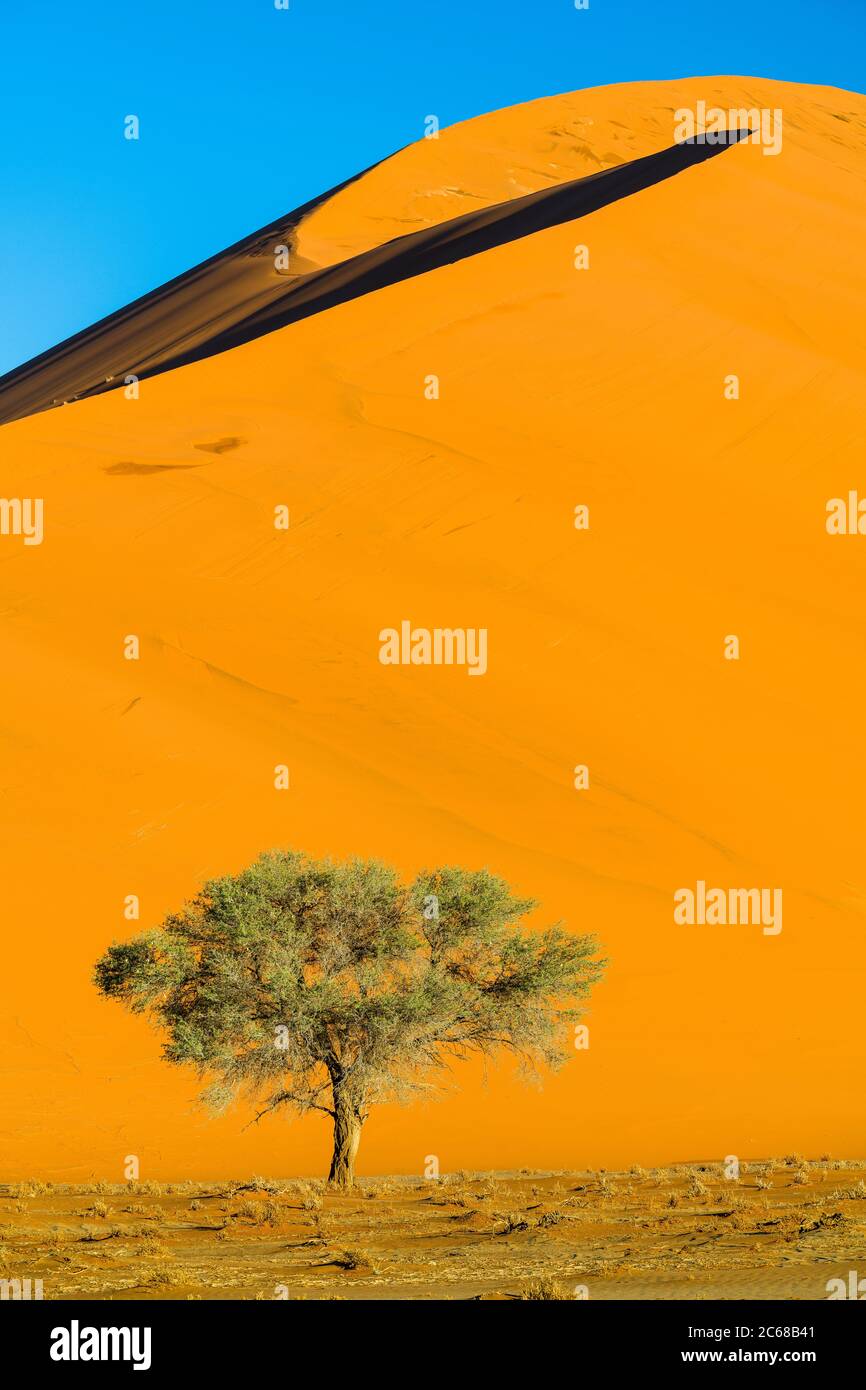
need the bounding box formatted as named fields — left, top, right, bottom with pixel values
left=0, top=0, right=863, bottom=375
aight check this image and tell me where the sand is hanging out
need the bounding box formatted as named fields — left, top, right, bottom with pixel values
left=2, top=1161, right=865, bottom=1300
left=0, top=77, right=865, bottom=1183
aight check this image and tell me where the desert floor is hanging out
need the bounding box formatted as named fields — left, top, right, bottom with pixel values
left=2, top=1159, right=864, bottom=1301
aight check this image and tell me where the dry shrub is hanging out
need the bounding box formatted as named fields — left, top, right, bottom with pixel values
left=332, top=1247, right=374, bottom=1271
left=143, top=1268, right=185, bottom=1287
left=248, top=1175, right=286, bottom=1195
left=536, top=1210, right=565, bottom=1228
left=137, top=1235, right=168, bottom=1257
left=830, top=1181, right=866, bottom=1201
left=518, top=1277, right=575, bottom=1300
left=473, top=1179, right=498, bottom=1201
left=495, top=1212, right=530, bottom=1235
left=236, top=1198, right=281, bottom=1226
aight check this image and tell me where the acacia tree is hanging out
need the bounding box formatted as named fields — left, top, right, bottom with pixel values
left=94, top=850, right=605, bottom=1188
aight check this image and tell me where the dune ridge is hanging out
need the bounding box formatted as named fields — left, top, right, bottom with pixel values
left=0, top=135, right=747, bottom=428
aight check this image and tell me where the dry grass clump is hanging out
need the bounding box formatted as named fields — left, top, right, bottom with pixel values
left=517, top=1276, right=576, bottom=1300
left=472, top=1178, right=498, bottom=1201
left=426, top=1185, right=471, bottom=1207
left=235, top=1197, right=281, bottom=1226
left=137, top=1235, right=169, bottom=1257
left=247, top=1175, right=287, bottom=1196
left=494, top=1212, right=530, bottom=1235
left=536, top=1209, right=565, bottom=1228
left=292, top=1181, right=322, bottom=1211
left=830, top=1181, right=866, bottom=1201
left=142, top=1268, right=185, bottom=1287
left=450, top=1189, right=476, bottom=1208
left=331, top=1247, right=375, bottom=1271
left=17, top=1180, right=51, bottom=1197
left=78, top=1225, right=107, bottom=1243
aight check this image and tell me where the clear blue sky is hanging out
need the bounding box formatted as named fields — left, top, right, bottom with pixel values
left=0, top=0, right=862, bottom=375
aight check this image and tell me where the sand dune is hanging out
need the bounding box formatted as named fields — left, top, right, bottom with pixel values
left=1, top=78, right=866, bottom=1182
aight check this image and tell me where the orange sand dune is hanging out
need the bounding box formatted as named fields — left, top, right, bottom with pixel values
left=1, top=77, right=866, bottom=1182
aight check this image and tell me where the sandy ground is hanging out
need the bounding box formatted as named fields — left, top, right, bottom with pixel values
left=2, top=1160, right=864, bottom=1301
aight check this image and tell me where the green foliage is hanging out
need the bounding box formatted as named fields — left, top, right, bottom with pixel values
left=94, top=850, right=605, bottom=1132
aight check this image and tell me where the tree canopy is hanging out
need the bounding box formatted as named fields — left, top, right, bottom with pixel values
left=94, top=850, right=605, bottom=1186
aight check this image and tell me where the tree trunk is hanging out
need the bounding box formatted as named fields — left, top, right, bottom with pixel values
left=328, top=1084, right=362, bottom=1189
